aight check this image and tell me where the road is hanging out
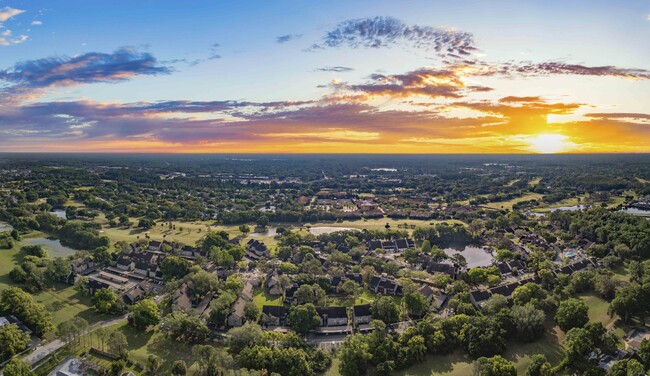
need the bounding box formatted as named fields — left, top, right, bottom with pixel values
left=23, top=314, right=128, bottom=367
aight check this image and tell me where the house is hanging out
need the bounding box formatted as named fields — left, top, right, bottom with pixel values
left=265, top=269, right=284, bottom=296
left=148, top=240, right=162, bottom=252
left=67, top=257, right=97, bottom=284
left=228, top=282, right=254, bottom=327
left=352, top=304, right=372, bottom=325
left=0, top=315, right=32, bottom=334
left=261, top=305, right=289, bottom=327
left=172, top=281, right=193, bottom=311
left=370, top=275, right=403, bottom=296
left=245, top=239, right=270, bottom=261
left=116, top=256, right=133, bottom=271
left=316, top=306, right=348, bottom=327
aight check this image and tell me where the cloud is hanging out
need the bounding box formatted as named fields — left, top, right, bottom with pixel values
left=499, top=96, right=544, bottom=103
left=31, top=20, right=42, bottom=26
left=494, top=61, right=650, bottom=79
left=0, top=47, right=171, bottom=99
left=329, top=67, right=492, bottom=101
left=0, top=6, right=24, bottom=22
left=310, top=17, right=476, bottom=59
left=276, top=34, right=302, bottom=43
left=316, top=66, right=354, bottom=72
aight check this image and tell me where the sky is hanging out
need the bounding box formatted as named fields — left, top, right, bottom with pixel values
left=0, top=0, right=649, bottom=153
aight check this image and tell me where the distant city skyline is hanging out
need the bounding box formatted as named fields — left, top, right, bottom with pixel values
left=1, top=1, right=649, bottom=153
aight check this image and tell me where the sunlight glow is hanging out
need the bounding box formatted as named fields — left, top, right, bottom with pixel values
left=525, top=134, right=577, bottom=154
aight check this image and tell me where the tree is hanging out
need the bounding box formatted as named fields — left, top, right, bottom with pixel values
left=129, top=299, right=161, bottom=330
left=403, top=292, right=429, bottom=318
left=294, top=284, right=326, bottom=306
left=0, top=323, right=30, bottom=360
left=638, top=338, right=650, bottom=369
left=107, top=330, right=129, bottom=359
left=46, top=257, right=72, bottom=283
left=461, top=316, right=506, bottom=358
left=171, top=360, right=187, bottom=375
left=421, top=240, right=432, bottom=253
left=525, top=354, right=552, bottom=376
left=2, top=358, right=35, bottom=376
left=243, top=301, right=260, bottom=323
left=227, top=323, right=265, bottom=353
left=188, top=270, right=219, bottom=299
left=339, top=334, right=372, bottom=376
left=138, top=218, right=155, bottom=229
left=161, top=256, right=191, bottom=280
left=512, top=282, right=546, bottom=307
left=289, top=304, right=321, bottom=335
left=564, top=327, right=593, bottom=362
left=146, top=354, right=162, bottom=375
left=511, top=304, right=546, bottom=342
left=239, top=224, right=250, bottom=235
left=92, top=288, right=118, bottom=313
left=371, top=296, right=400, bottom=324
left=160, top=311, right=211, bottom=344
left=608, top=285, right=645, bottom=323
left=109, top=360, right=125, bottom=376
left=0, top=287, right=52, bottom=336
left=192, top=345, right=233, bottom=376
left=555, top=298, right=589, bottom=332
left=338, top=280, right=361, bottom=301
left=472, top=355, right=516, bottom=376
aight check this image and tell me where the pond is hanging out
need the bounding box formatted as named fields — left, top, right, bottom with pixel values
left=0, top=221, right=13, bottom=232
left=547, top=205, right=586, bottom=212
left=250, top=227, right=278, bottom=238
left=444, top=246, right=495, bottom=268
left=24, top=237, right=77, bottom=258
left=50, top=209, right=67, bottom=219
left=620, top=207, right=650, bottom=216
left=308, top=226, right=360, bottom=235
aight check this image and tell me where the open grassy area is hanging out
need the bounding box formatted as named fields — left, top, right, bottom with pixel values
left=101, top=321, right=199, bottom=375
left=253, top=288, right=283, bottom=308
left=327, top=289, right=399, bottom=307
left=482, top=192, right=544, bottom=210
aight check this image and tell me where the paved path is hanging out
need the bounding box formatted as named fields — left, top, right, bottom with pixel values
left=23, top=314, right=128, bottom=367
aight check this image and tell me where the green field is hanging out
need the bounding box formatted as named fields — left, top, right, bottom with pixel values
left=482, top=192, right=544, bottom=210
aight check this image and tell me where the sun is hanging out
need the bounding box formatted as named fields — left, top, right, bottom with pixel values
left=525, top=134, right=577, bottom=154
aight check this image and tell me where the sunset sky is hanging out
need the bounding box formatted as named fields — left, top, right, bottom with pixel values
left=1, top=0, right=649, bottom=153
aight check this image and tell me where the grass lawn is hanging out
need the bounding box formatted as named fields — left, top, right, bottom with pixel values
left=327, top=290, right=399, bottom=307
left=578, top=292, right=616, bottom=329
left=253, top=288, right=283, bottom=308
left=483, top=192, right=544, bottom=210
left=100, top=321, right=199, bottom=375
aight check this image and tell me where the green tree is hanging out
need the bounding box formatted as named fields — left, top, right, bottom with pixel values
left=638, top=338, right=650, bottom=367
left=564, top=327, right=593, bottom=362
left=160, top=311, right=211, bottom=344
left=146, top=354, right=161, bottom=375
left=511, top=304, right=546, bottom=342
left=0, top=287, right=53, bottom=336
left=289, top=304, right=321, bottom=335
left=107, top=330, right=129, bottom=359
left=239, top=224, right=250, bottom=235
left=339, top=334, right=372, bottom=376
left=3, top=358, right=35, bottom=376
left=461, top=316, right=506, bottom=358
left=608, top=285, right=645, bottom=323
left=171, top=360, right=187, bottom=375
left=371, top=296, right=400, bottom=323
left=403, top=291, right=429, bottom=318
left=227, top=323, right=265, bottom=353
left=555, top=298, right=589, bottom=332
left=472, top=355, right=516, bottom=376
left=160, top=256, right=191, bottom=280
left=91, top=288, right=118, bottom=313
left=525, top=354, right=553, bottom=376
left=0, top=323, right=31, bottom=360
left=192, top=345, right=233, bottom=376
left=129, top=299, right=161, bottom=330
left=243, top=301, right=260, bottom=323
left=46, top=257, right=72, bottom=283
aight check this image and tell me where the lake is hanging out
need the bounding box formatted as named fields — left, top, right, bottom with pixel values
left=309, top=226, right=360, bottom=235
left=620, top=207, right=650, bottom=216
left=51, top=209, right=67, bottom=219
left=24, top=237, right=77, bottom=258
left=547, top=205, right=585, bottom=212
left=0, top=221, right=13, bottom=232
left=250, top=227, right=278, bottom=238
left=444, top=246, right=495, bottom=268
